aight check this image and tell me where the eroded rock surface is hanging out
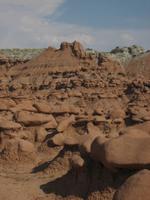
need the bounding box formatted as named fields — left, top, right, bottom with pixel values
left=113, top=170, right=150, bottom=200
left=0, top=41, right=149, bottom=200
left=91, top=129, right=150, bottom=170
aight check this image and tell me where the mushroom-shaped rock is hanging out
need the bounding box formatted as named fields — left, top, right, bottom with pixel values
left=18, top=139, right=35, bottom=153
left=33, top=102, right=52, bottom=114
left=91, top=132, right=150, bottom=170
left=51, top=133, right=65, bottom=146
left=52, top=126, right=80, bottom=146
left=16, top=111, right=56, bottom=126
left=0, top=119, right=22, bottom=130
left=11, top=100, right=37, bottom=112
left=120, top=121, right=150, bottom=136
left=80, top=123, right=104, bottom=153
left=57, top=115, right=75, bottom=132
left=55, top=104, right=81, bottom=115
left=0, top=99, right=16, bottom=111
left=113, top=169, right=150, bottom=200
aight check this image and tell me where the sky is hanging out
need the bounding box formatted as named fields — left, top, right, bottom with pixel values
left=0, top=0, right=150, bottom=51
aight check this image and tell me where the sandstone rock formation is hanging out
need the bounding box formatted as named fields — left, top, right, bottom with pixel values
left=16, top=111, right=57, bottom=126
left=126, top=52, right=150, bottom=79
left=113, top=169, right=150, bottom=200
left=91, top=130, right=150, bottom=170
left=0, top=41, right=149, bottom=200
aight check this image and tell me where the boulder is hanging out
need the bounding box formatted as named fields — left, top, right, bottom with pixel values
left=91, top=132, right=150, bottom=170
left=51, top=126, right=80, bottom=146
left=34, top=102, right=81, bottom=115
left=33, top=102, right=52, bottom=113
left=0, top=119, right=22, bottom=130
left=18, top=139, right=35, bottom=153
left=81, top=123, right=104, bottom=153
left=54, top=104, right=81, bottom=115
left=51, top=133, right=65, bottom=146
left=16, top=111, right=56, bottom=126
left=11, top=100, right=37, bottom=112
left=0, top=98, right=16, bottom=111
left=129, top=106, right=150, bottom=122
left=113, top=169, right=150, bottom=200
left=119, top=122, right=150, bottom=136
left=57, top=115, right=75, bottom=132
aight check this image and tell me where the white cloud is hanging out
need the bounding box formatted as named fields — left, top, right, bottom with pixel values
left=0, top=0, right=150, bottom=50
left=0, top=0, right=65, bottom=16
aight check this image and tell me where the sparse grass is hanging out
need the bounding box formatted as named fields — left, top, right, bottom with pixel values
left=0, top=48, right=45, bottom=60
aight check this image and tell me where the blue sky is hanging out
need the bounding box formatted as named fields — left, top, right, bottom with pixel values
left=58, top=0, right=150, bottom=29
left=0, top=0, right=150, bottom=50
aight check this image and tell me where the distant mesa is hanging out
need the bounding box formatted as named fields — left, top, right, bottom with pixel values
left=0, top=41, right=149, bottom=79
